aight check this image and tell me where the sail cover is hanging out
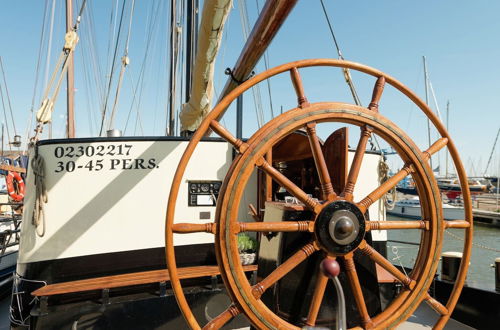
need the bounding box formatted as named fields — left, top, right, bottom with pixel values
left=179, top=0, right=232, bottom=132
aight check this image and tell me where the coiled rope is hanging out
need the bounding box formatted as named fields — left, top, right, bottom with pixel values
left=378, top=156, right=397, bottom=210
left=31, top=152, right=47, bottom=237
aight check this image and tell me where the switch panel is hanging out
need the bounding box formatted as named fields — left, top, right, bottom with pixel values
left=188, top=181, right=222, bottom=207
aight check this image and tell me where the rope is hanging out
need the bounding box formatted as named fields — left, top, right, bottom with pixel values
left=319, top=0, right=383, bottom=152
left=378, top=156, right=396, bottom=210
left=31, top=152, right=48, bottom=237
left=444, top=229, right=500, bottom=253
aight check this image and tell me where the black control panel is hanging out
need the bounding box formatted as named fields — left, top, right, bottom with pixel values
left=188, top=181, right=222, bottom=206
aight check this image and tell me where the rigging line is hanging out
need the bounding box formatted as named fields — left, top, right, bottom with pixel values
left=25, top=0, right=51, bottom=147
left=0, top=57, right=17, bottom=136
left=99, top=0, right=128, bottom=136
left=319, top=0, right=361, bottom=106
left=104, top=0, right=120, bottom=107
left=81, top=3, right=103, bottom=132
left=238, top=0, right=264, bottom=127
left=135, top=0, right=162, bottom=133
left=319, top=0, right=382, bottom=152
left=108, top=0, right=136, bottom=130
left=484, top=127, right=500, bottom=176
left=124, top=0, right=159, bottom=133
left=255, top=0, right=274, bottom=118
left=0, top=85, right=12, bottom=151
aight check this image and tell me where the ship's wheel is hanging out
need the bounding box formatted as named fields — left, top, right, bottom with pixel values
left=165, top=59, right=473, bottom=329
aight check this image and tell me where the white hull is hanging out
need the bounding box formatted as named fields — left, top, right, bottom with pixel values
left=388, top=199, right=465, bottom=220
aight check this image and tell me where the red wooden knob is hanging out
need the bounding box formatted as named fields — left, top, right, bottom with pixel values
left=320, top=258, right=340, bottom=278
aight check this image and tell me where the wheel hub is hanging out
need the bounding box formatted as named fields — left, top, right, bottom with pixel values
left=315, top=200, right=365, bottom=255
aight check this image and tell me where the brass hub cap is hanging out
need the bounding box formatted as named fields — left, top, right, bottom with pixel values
left=315, top=200, right=366, bottom=255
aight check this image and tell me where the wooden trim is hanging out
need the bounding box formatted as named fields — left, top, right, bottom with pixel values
left=32, top=265, right=257, bottom=297
left=0, top=164, right=26, bottom=174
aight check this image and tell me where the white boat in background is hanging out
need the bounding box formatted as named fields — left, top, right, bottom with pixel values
left=387, top=196, right=465, bottom=220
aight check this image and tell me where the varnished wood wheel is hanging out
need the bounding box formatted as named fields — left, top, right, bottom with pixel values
left=165, top=59, right=473, bottom=329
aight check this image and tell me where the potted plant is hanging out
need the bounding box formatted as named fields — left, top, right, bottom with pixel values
left=237, top=234, right=258, bottom=265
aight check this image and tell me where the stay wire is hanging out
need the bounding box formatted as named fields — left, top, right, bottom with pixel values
left=99, top=0, right=128, bottom=136
left=0, top=57, right=17, bottom=136
left=25, top=0, right=50, bottom=148
left=319, top=0, right=382, bottom=153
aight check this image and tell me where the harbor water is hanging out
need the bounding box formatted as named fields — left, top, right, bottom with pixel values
left=387, top=215, right=500, bottom=291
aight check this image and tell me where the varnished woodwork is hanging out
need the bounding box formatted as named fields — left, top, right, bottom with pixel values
left=359, top=241, right=415, bottom=290
left=202, top=304, right=240, bottom=330
left=251, top=243, right=317, bottom=299
left=367, top=220, right=429, bottom=231
left=166, top=59, right=473, bottom=329
left=32, top=265, right=258, bottom=297
left=424, top=293, right=448, bottom=316
left=444, top=220, right=470, bottom=228
left=344, top=255, right=373, bottom=328
left=290, top=67, right=309, bottom=108
left=257, top=157, right=321, bottom=213
left=305, top=271, right=329, bottom=326
left=305, top=122, right=336, bottom=200
left=343, top=125, right=372, bottom=201
left=368, top=76, right=385, bottom=111
left=0, top=164, right=26, bottom=174
left=323, top=127, right=348, bottom=194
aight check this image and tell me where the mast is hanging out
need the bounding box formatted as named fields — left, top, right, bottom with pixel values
left=219, top=0, right=298, bottom=100
left=445, top=100, right=449, bottom=178
left=66, top=0, right=75, bottom=138
left=423, top=56, right=432, bottom=170
left=167, top=0, right=179, bottom=136
left=185, top=0, right=198, bottom=104
left=179, top=0, right=298, bottom=134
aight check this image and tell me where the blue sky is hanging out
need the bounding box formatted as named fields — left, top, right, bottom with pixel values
left=0, top=1, right=499, bottom=176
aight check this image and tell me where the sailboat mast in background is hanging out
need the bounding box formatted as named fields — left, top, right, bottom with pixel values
left=66, top=0, right=75, bottom=138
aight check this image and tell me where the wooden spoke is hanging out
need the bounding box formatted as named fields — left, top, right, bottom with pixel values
left=445, top=220, right=470, bottom=229
left=343, top=126, right=373, bottom=201
left=237, top=221, right=313, bottom=233
left=305, top=122, right=336, bottom=200
left=357, top=165, right=412, bottom=213
left=248, top=204, right=261, bottom=222
left=256, top=157, right=321, bottom=213
left=359, top=241, right=416, bottom=290
left=367, top=220, right=429, bottom=231
left=172, top=222, right=216, bottom=234
left=368, top=76, right=386, bottom=112
left=305, top=270, right=329, bottom=326
left=424, top=292, right=449, bottom=316
left=252, top=242, right=318, bottom=299
left=357, top=138, right=448, bottom=213
left=344, top=255, right=373, bottom=328
left=290, top=67, right=309, bottom=108
left=422, top=138, right=448, bottom=162
left=202, top=304, right=240, bottom=330
left=210, top=120, right=248, bottom=153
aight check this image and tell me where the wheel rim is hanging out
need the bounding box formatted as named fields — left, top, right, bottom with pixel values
left=165, top=59, right=473, bottom=330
